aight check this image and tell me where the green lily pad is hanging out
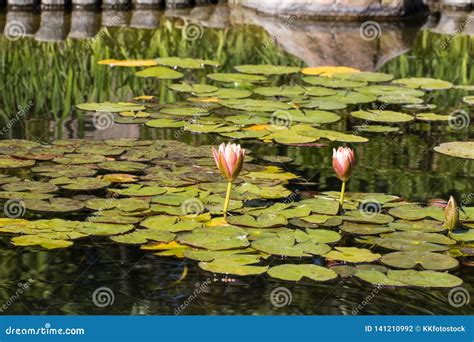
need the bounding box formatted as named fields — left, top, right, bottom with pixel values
left=463, top=96, right=474, bottom=105
left=450, top=229, right=474, bottom=242
left=251, top=235, right=331, bottom=257
left=415, top=113, right=451, bottom=121
left=207, top=73, right=266, bottom=83
left=342, top=210, right=394, bottom=224
left=355, top=269, right=462, bottom=288
left=86, top=198, right=149, bottom=212
left=135, top=66, right=183, bottom=79
left=267, top=264, right=337, bottom=282
left=305, top=228, right=341, bottom=243
left=378, top=95, right=424, bottom=105
left=11, top=235, right=73, bottom=249
left=334, top=72, right=394, bottom=83
left=76, top=102, right=146, bottom=112
left=303, top=76, right=367, bottom=88
left=388, top=205, right=444, bottom=221
left=434, top=141, right=474, bottom=160
left=235, top=65, right=300, bottom=75
left=0, top=156, right=35, bottom=169
left=388, top=220, right=446, bottom=233
left=2, top=180, right=58, bottom=193
left=228, top=213, right=287, bottom=228
left=110, top=184, right=166, bottom=197
left=353, top=125, right=399, bottom=133
left=221, top=99, right=292, bottom=112
left=380, top=251, right=459, bottom=270
left=169, top=83, right=218, bottom=94
left=53, top=177, right=110, bottom=191
left=177, top=226, right=250, bottom=250
left=156, top=57, right=219, bottom=69
left=78, top=222, right=134, bottom=236
left=198, top=259, right=268, bottom=276
left=351, top=110, right=414, bottom=123
left=339, top=222, right=394, bottom=235
left=160, top=107, right=209, bottom=117
left=24, top=198, right=84, bottom=213
left=392, top=78, right=453, bottom=90
left=357, top=85, right=424, bottom=97
left=98, top=161, right=147, bottom=173
left=110, top=229, right=175, bottom=244
left=32, top=165, right=97, bottom=178
left=324, top=247, right=381, bottom=263
left=304, top=87, right=337, bottom=97
left=146, top=119, right=186, bottom=128
left=254, top=86, right=305, bottom=97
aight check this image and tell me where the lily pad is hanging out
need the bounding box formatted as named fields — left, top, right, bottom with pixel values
left=76, top=102, right=145, bottom=112
left=207, top=73, right=266, bottom=83
left=324, top=247, right=381, bottom=263
left=235, top=65, right=300, bottom=75
left=380, top=251, right=459, bottom=270
left=267, top=264, right=337, bottom=282
left=135, top=66, right=183, bottom=79
left=351, top=110, right=414, bottom=123
left=355, top=269, right=462, bottom=288
left=434, top=142, right=474, bottom=160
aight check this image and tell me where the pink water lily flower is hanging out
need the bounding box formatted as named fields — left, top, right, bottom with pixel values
left=212, top=143, right=246, bottom=182
left=332, top=146, right=355, bottom=182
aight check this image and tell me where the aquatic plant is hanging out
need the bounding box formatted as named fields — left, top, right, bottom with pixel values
left=332, top=146, right=355, bottom=207
left=212, top=142, right=245, bottom=219
left=444, top=196, right=459, bottom=232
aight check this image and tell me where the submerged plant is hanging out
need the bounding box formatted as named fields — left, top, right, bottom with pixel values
left=212, top=143, right=246, bottom=219
left=444, top=196, right=459, bottom=231
left=332, top=146, right=355, bottom=208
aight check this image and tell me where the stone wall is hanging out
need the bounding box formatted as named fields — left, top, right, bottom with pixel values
left=229, top=0, right=428, bottom=19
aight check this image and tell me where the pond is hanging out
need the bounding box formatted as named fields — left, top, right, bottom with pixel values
left=0, top=5, right=473, bottom=315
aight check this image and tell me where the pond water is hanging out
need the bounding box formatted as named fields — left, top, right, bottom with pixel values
left=0, top=5, right=473, bottom=315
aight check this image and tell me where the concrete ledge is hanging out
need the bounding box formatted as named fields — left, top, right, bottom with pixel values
left=229, top=0, right=428, bottom=19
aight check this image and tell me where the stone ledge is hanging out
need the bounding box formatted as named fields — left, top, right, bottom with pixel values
left=229, top=0, right=428, bottom=19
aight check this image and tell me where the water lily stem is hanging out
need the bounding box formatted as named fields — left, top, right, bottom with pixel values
left=223, top=181, right=232, bottom=219
left=339, top=180, right=346, bottom=207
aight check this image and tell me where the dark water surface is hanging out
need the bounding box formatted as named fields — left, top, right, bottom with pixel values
left=0, top=5, right=473, bottom=315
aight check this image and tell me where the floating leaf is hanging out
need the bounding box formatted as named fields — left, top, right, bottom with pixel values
left=355, top=269, right=462, bottom=288
left=392, top=78, right=453, bottom=90
left=434, top=141, right=474, bottom=160
left=380, top=251, right=458, bottom=270
left=351, top=110, right=414, bottom=123
left=135, top=66, right=183, bottom=79
left=177, top=226, right=250, bottom=250
left=207, top=73, right=266, bottom=83
left=267, top=264, right=337, bottom=282
left=76, top=102, right=145, bottom=112
left=324, top=247, right=381, bottom=263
